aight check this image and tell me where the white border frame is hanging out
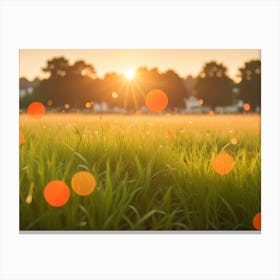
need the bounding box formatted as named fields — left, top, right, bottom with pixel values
left=1, top=1, right=280, bottom=279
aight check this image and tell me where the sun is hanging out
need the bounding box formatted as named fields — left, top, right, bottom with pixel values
left=124, top=68, right=135, bottom=80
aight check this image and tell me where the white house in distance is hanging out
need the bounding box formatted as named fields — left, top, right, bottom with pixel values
left=184, top=96, right=211, bottom=113
left=20, top=77, right=40, bottom=97
left=184, top=95, right=245, bottom=114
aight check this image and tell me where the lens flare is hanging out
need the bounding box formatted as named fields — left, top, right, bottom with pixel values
left=212, top=152, right=234, bottom=175
left=71, top=171, right=96, bottom=196
left=44, top=180, right=70, bottom=207
left=27, top=102, right=46, bottom=119
left=252, top=212, right=261, bottom=230
left=145, top=89, right=168, bottom=113
left=19, top=132, right=24, bottom=145
left=198, top=99, right=204, bottom=105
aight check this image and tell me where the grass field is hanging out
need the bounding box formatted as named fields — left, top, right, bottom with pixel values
left=19, top=113, right=261, bottom=230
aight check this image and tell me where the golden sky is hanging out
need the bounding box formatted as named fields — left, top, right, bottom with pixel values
left=20, top=49, right=260, bottom=82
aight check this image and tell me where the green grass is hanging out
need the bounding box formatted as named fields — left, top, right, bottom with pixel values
left=20, top=114, right=261, bottom=230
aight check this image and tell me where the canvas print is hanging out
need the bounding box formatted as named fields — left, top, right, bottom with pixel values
left=19, top=49, right=261, bottom=231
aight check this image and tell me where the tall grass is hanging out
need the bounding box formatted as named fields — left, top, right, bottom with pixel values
left=20, top=114, right=261, bottom=230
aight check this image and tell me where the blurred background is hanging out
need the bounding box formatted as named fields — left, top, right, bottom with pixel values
left=20, top=49, right=261, bottom=114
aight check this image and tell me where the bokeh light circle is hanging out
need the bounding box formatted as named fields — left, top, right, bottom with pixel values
left=44, top=180, right=70, bottom=207
left=145, top=89, right=168, bottom=113
left=243, top=103, right=251, bottom=111
left=47, top=99, right=53, bottom=106
left=27, top=102, right=46, bottom=119
left=231, top=138, right=238, bottom=145
left=19, top=132, right=24, bottom=145
left=71, top=171, right=96, bottom=196
left=212, top=152, right=234, bottom=175
left=165, top=131, right=173, bottom=139
left=85, top=102, right=92, bottom=109
left=252, top=212, right=261, bottom=230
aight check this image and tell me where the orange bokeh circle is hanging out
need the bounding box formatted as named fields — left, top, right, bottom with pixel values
left=212, top=152, right=234, bottom=175
left=19, top=132, right=24, bottom=145
left=231, top=138, right=238, bottom=145
left=27, top=102, right=46, bottom=119
left=71, top=171, right=96, bottom=196
left=145, top=89, right=168, bottom=113
left=165, top=131, right=173, bottom=139
left=252, top=212, right=261, bottom=230
left=243, top=103, right=251, bottom=111
left=44, top=180, right=70, bottom=207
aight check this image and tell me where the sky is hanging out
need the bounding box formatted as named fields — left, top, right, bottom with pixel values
left=20, top=49, right=260, bottom=82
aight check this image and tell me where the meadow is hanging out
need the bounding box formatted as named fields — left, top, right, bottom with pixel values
left=19, top=113, right=261, bottom=230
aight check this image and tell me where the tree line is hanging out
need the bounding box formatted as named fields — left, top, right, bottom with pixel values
left=20, top=56, right=261, bottom=112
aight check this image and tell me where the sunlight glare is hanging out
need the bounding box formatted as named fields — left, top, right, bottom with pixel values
left=124, top=69, right=135, bottom=80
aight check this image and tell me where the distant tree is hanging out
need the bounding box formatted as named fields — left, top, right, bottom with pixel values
left=238, top=60, right=261, bottom=110
left=160, top=70, right=188, bottom=109
left=69, top=60, right=96, bottom=78
left=99, top=73, right=124, bottom=106
left=195, top=61, right=233, bottom=109
left=34, top=57, right=99, bottom=109
left=136, top=67, right=188, bottom=111
left=184, top=75, right=194, bottom=97
left=20, top=77, right=31, bottom=89
left=42, top=57, right=70, bottom=78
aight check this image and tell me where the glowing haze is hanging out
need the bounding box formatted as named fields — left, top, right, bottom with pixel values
left=20, top=49, right=260, bottom=82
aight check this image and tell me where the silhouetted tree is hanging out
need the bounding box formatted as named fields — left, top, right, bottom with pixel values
left=238, top=60, right=261, bottom=110
left=68, top=60, right=96, bottom=78
left=98, top=72, right=123, bottom=105
left=195, top=61, right=233, bottom=109
left=33, top=57, right=100, bottom=110
left=184, top=75, right=194, bottom=97
left=42, top=57, right=70, bottom=78
left=160, top=70, right=188, bottom=110
left=136, top=67, right=188, bottom=111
